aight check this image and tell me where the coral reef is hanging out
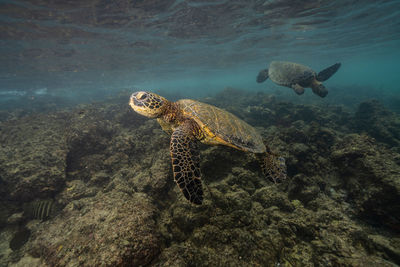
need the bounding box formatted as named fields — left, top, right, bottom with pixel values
left=354, top=100, right=400, bottom=149
left=28, top=192, right=160, bottom=266
left=0, top=89, right=399, bottom=266
left=331, top=134, right=400, bottom=231
left=0, top=112, right=69, bottom=202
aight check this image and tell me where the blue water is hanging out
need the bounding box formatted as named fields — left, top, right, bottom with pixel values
left=1, top=0, right=400, bottom=109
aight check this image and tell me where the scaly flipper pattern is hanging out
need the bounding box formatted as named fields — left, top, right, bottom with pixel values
left=170, top=121, right=203, bottom=205
left=257, top=147, right=287, bottom=183
left=291, top=83, right=305, bottom=95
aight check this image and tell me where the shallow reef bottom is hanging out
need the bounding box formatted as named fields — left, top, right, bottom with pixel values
left=0, top=88, right=399, bottom=266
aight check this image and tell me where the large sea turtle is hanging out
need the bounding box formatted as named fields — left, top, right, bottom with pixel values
left=257, top=61, right=341, bottom=97
left=129, top=91, right=287, bottom=205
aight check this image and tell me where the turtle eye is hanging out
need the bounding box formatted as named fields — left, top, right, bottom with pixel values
left=138, top=93, right=147, bottom=100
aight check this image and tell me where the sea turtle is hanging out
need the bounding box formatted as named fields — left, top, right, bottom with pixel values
left=129, top=91, right=287, bottom=205
left=256, top=61, right=341, bottom=97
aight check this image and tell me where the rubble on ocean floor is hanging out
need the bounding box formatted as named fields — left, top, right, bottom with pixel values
left=0, top=89, right=399, bottom=266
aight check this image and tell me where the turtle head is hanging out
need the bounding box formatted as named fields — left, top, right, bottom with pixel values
left=129, top=91, right=168, bottom=118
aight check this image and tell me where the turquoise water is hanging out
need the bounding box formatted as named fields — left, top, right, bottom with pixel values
left=1, top=2, right=400, bottom=265
left=1, top=0, right=400, bottom=107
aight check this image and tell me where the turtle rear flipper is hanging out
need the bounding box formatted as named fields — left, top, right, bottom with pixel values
left=257, top=69, right=269, bottom=83
left=317, top=63, right=341, bottom=82
left=291, top=84, right=305, bottom=95
left=311, top=82, right=328, bottom=98
left=257, top=151, right=287, bottom=183
left=170, top=121, right=203, bottom=205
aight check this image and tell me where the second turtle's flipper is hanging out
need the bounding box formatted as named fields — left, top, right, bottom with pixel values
left=170, top=122, right=203, bottom=205
left=291, top=84, right=305, bottom=95
left=317, top=63, right=341, bottom=82
left=257, top=69, right=269, bottom=83
left=257, top=150, right=287, bottom=183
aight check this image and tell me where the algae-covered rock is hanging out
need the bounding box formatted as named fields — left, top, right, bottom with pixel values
left=9, top=255, right=43, bottom=267
left=0, top=228, right=15, bottom=266
left=28, top=191, right=160, bottom=266
left=58, top=179, right=97, bottom=202
left=354, top=100, right=400, bottom=148
left=287, top=174, right=323, bottom=205
left=352, top=231, right=400, bottom=264
left=65, top=117, right=115, bottom=182
left=155, top=146, right=399, bottom=266
left=157, top=179, right=399, bottom=266
left=0, top=113, right=69, bottom=202
left=331, top=133, right=400, bottom=231
left=128, top=147, right=172, bottom=198
left=7, top=212, right=25, bottom=225
left=252, top=186, right=294, bottom=211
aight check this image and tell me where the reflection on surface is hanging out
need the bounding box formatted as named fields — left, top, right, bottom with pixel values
left=0, top=0, right=399, bottom=100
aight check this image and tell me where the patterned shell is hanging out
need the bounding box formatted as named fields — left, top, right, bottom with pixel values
left=177, top=99, right=265, bottom=153
left=269, top=61, right=316, bottom=86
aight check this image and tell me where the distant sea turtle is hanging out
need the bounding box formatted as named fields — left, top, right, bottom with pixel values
left=130, top=91, right=287, bottom=205
left=256, top=61, right=341, bottom=97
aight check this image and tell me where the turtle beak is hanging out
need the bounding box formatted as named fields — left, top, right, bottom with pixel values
left=129, top=93, right=137, bottom=109
left=129, top=92, right=145, bottom=108
left=131, top=92, right=138, bottom=99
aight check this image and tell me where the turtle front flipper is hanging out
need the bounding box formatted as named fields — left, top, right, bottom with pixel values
left=291, top=84, right=305, bottom=95
left=257, top=69, right=269, bottom=83
left=170, top=121, right=203, bottom=205
left=316, top=63, right=341, bottom=82
left=257, top=150, right=287, bottom=183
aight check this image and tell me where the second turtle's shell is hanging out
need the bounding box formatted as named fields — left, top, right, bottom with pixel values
left=269, top=61, right=316, bottom=86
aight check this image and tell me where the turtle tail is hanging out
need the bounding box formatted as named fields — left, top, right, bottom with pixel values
left=316, top=63, right=341, bottom=82
left=256, top=69, right=269, bottom=83
left=257, top=148, right=287, bottom=183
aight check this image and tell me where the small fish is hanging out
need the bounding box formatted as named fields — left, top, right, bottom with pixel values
left=24, top=199, right=60, bottom=221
